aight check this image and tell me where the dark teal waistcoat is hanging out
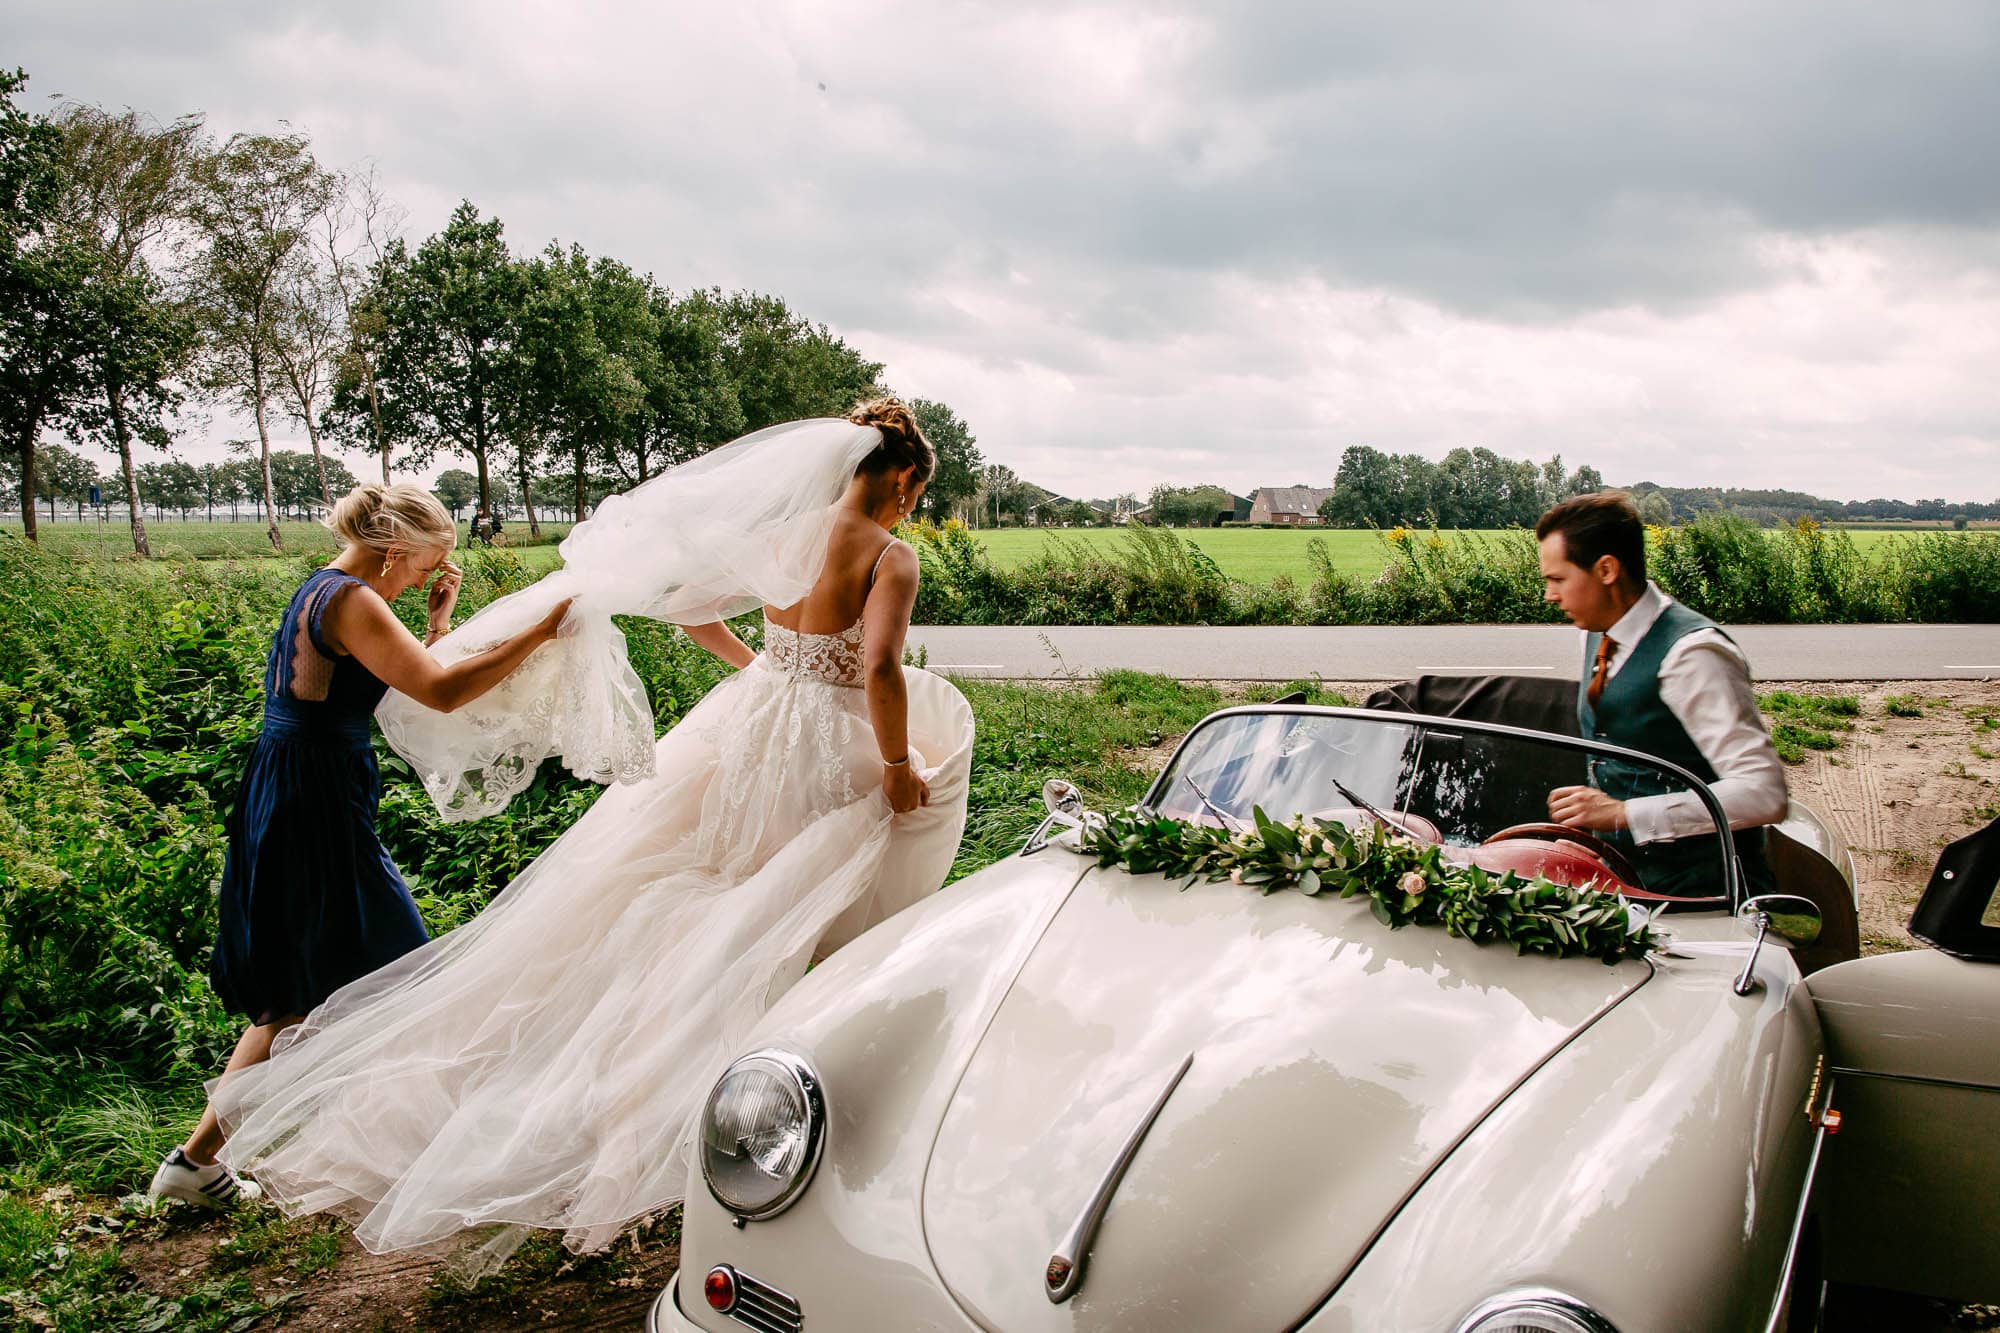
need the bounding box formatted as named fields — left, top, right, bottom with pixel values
left=1577, top=600, right=1771, bottom=896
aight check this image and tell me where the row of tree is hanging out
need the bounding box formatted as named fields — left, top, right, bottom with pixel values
left=2, top=442, right=370, bottom=523
left=1319, top=445, right=1607, bottom=528
left=1627, top=484, right=1999, bottom=527
left=1, top=67, right=986, bottom=556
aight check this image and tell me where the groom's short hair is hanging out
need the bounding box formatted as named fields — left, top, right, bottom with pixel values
left=1536, top=491, right=1645, bottom=586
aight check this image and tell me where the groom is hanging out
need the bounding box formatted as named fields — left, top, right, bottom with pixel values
left=1534, top=492, right=1786, bottom=896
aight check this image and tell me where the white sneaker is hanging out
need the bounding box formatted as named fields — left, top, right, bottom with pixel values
left=147, top=1147, right=263, bottom=1209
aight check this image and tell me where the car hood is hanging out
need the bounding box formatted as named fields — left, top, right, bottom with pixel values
left=920, top=864, right=1650, bottom=1333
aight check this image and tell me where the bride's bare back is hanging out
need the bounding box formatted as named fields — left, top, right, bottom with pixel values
left=763, top=510, right=905, bottom=635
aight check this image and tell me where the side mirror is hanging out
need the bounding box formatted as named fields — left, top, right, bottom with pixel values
left=1044, top=778, right=1084, bottom=819
left=1024, top=778, right=1086, bottom=855
left=1733, top=894, right=1824, bottom=995
left=1738, top=894, right=1824, bottom=945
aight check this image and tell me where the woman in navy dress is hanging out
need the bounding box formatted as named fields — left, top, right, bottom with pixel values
left=150, top=483, right=571, bottom=1209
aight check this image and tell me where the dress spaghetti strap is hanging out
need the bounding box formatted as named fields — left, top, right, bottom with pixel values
left=866, top=539, right=897, bottom=590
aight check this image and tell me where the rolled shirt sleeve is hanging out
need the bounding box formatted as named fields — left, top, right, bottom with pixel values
left=1621, top=632, right=1791, bottom=845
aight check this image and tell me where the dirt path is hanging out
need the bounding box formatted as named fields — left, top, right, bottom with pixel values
left=1770, top=680, right=2000, bottom=952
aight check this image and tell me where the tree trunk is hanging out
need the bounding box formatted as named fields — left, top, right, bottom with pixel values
left=572, top=449, right=586, bottom=526
left=16, top=420, right=39, bottom=543
left=108, top=381, right=150, bottom=558
left=471, top=368, right=491, bottom=516
left=516, top=447, right=540, bottom=538
left=307, top=415, right=330, bottom=504
left=364, top=355, right=389, bottom=482
left=252, top=357, right=283, bottom=553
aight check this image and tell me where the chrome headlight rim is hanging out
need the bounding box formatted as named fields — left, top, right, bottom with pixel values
left=699, top=1048, right=827, bottom=1222
left=1454, top=1286, right=1619, bottom=1333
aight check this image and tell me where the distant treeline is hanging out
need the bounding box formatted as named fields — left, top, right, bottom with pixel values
left=1624, top=484, right=1998, bottom=527
left=1315, top=445, right=1993, bottom=530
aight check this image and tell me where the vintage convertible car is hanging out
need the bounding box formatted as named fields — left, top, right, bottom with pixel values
left=647, top=688, right=2000, bottom=1332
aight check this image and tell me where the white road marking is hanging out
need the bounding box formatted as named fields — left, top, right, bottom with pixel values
left=932, top=663, right=1008, bottom=671
left=1941, top=665, right=2000, bottom=670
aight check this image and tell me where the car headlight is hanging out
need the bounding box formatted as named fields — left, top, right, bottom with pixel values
left=1455, top=1289, right=1618, bottom=1333
left=700, top=1049, right=826, bottom=1221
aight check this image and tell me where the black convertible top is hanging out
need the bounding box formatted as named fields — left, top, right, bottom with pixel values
left=1363, top=673, right=1581, bottom=738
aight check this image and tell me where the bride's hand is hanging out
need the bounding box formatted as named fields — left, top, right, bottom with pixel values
left=883, top=761, right=929, bottom=814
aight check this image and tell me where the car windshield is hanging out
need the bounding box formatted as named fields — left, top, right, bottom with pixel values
left=1148, top=709, right=1736, bottom=903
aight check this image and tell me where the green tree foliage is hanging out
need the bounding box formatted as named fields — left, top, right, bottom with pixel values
left=192, top=460, right=241, bottom=520
left=30, top=441, right=99, bottom=519
left=433, top=467, right=478, bottom=518
left=685, top=287, right=882, bottom=431
left=49, top=101, right=205, bottom=558
left=184, top=131, right=338, bottom=551
left=0, top=69, right=110, bottom=543
left=358, top=201, right=524, bottom=516
left=1323, top=444, right=1604, bottom=528
left=909, top=398, right=981, bottom=523
left=639, top=282, right=742, bottom=470
left=1148, top=484, right=1237, bottom=527
left=134, top=459, right=203, bottom=518
left=262, top=448, right=357, bottom=512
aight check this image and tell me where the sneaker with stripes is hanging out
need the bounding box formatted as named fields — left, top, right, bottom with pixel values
left=147, top=1147, right=263, bottom=1209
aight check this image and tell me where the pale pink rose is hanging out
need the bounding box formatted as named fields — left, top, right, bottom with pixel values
left=1398, top=871, right=1427, bottom=897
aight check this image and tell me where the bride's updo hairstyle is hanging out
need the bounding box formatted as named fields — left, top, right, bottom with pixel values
left=849, top=396, right=935, bottom=484
left=327, top=482, right=457, bottom=556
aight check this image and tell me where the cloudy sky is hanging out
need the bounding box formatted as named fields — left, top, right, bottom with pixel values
left=11, top=1, right=2000, bottom=501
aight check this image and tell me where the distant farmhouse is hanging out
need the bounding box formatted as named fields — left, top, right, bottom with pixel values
left=1245, top=485, right=1334, bottom=526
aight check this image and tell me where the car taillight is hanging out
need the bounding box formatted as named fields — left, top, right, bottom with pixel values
left=704, top=1265, right=738, bottom=1312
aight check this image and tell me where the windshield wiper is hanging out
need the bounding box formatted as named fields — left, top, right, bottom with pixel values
left=1181, top=774, right=1244, bottom=831
left=1327, top=773, right=1399, bottom=835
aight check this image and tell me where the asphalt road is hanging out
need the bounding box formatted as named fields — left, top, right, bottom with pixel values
left=906, top=623, right=2000, bottom=681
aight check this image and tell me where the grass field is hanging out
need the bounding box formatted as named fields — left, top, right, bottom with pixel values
left=0, top=517, right=1923, bottom=587
left=967, top=524, right=1910, bottom=583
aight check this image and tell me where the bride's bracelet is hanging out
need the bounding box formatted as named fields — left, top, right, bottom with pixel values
left=882, top=755, right=910, bottom=768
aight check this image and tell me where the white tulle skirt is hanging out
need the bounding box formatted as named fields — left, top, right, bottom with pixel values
left=212, top=661, right=974, bottom=1257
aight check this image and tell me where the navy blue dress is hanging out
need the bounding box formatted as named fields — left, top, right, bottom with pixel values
left=210, top=568, right=430, bottom=1026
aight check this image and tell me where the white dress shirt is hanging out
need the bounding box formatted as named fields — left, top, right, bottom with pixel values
left=1590, top=582, right=1789, bottom=845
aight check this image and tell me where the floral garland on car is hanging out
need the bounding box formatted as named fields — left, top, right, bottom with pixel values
left=1076, top=805, right=1659, bottom=964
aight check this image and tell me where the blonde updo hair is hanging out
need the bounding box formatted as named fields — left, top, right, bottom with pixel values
left=326, top=482, right=456, bottom=557
left=849, top=396, right=935, bottom=483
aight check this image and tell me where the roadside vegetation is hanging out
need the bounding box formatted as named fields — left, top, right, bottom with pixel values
left=912, top=514, right=2000, bottom=626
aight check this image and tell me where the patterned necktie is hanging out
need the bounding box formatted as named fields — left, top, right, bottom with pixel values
left=1587, top=634, right=1618, bottom=708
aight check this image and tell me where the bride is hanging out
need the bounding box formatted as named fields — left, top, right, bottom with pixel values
left=211, top=399, right=974, bottom=1258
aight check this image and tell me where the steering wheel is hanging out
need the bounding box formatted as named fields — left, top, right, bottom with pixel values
left=1480, top=823, right=1647, bottom=893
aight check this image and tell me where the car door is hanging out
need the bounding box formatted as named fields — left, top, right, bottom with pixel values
left=1805, top=817, right=2000, bottom=1305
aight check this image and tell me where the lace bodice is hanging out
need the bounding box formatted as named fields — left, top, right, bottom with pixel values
left=762, top=617, right=866, bottom=687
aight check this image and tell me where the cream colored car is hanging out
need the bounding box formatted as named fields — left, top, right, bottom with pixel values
left=648, top=701, right=2000, bottom=1332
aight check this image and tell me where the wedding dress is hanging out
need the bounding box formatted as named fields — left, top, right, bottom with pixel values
left=209, top=420, right=975, bottom=1256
